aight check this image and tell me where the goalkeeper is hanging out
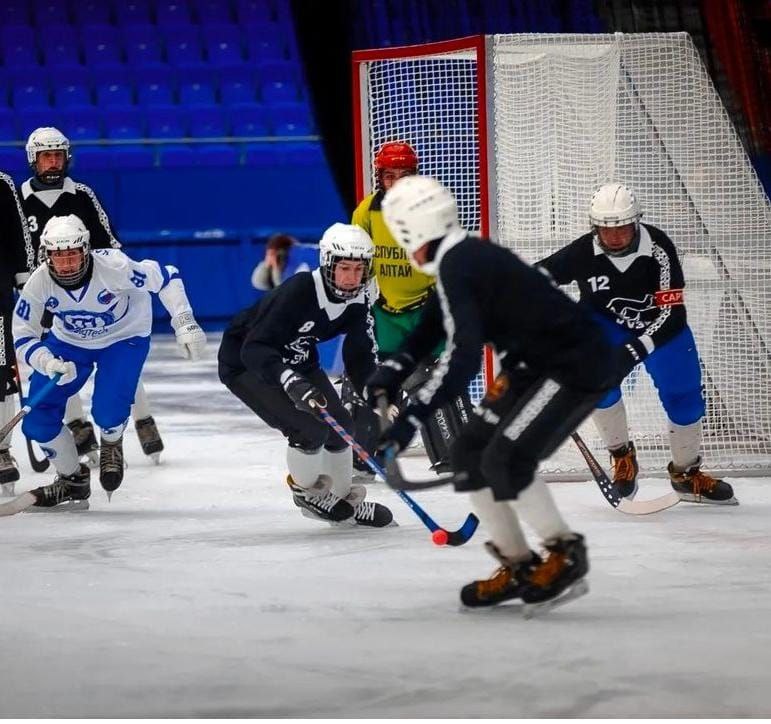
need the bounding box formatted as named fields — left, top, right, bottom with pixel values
left=348, top=141, right=471, bottom=476
left=538, top=182, right=736, bottom=505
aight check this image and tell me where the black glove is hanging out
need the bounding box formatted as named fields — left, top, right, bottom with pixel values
left=618, top=338, right=650, bottom=380
left=364, top=352, right=415, bottom=407
left=281, top=371, right=327, bottom=415
left=376, top=412, right=419, bottom=456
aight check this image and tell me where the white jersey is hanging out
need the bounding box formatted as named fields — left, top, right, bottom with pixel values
left=14, top=249, right=192, bottom=363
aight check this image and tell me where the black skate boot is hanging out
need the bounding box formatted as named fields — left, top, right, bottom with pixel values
left=29, top=463, right=91, bottom=511
left=100, top=437, right=125, bottom=495
left=460, top=542, right=541, bottom=608
left=609, top=442, right=638, bottom=499
left=520, top=534, right=589, bottom=614
left=286, top=474, right=355, bottom=523
left=345, top=485, right=394, bottom=527
left=135, top=416, right=164, bottom=462
left=67, top=418, right=99, bottom=464
left=0, top=448, right=20, bottom=496
left=668, top=459, right=737, bottom=505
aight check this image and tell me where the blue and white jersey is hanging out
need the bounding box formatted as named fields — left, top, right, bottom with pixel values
left=13, top=249, right=192, bottom=362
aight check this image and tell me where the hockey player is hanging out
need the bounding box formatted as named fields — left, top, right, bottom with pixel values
left=351, top=141, right=469, bottom=475
left=538, top=183, right=736, bottom=505
left=218, top=223, right=393, bottom=528
left=12, top=215, right=205, bottom=509
left=0, top=172, right=34, bottom=496
left=367, top=175, right=626, bottom=610
left=20, top=127, right=165, bottom=464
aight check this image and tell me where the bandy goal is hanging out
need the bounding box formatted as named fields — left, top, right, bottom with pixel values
left=352, top=32, right=771, bottom=478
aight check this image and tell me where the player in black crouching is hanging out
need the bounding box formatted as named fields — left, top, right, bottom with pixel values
left=366, top=176, right=631, bottom=611
left=218, top=223, right=392, bottom=528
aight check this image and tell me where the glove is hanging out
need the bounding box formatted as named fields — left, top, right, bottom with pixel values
left=376, top=411, right=419, bottom=456
left=618, top=338, right=650, bottom=380
left=43, top=356, right=77, bottom=386
left=171, top=311, right=207, bottom=361
left=280, top=370, right=327, bottom=415
left=364, top=352, right=415, bottom=407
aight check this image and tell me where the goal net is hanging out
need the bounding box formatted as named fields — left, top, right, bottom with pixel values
left=352, top=33, right=771, bottom=478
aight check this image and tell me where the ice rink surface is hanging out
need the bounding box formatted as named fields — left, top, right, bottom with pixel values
left=1, top=337, right=770, bottom=718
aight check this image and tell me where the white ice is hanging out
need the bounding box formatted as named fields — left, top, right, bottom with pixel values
left=1, top=337, right=770, bottom=718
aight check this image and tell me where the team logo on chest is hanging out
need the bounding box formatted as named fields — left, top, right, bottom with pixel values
left=298, top=321, right=315, bottom=333
left=97, top=289, right=116, bottom=305
left=607, top=294, right=657, bottom=330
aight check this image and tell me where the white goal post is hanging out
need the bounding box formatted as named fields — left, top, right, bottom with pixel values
left=352, top=32, right=771, bottom=478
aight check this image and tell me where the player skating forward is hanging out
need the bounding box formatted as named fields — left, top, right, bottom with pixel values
left=218, top=223, right=393, bottom=528
left=367, top=176, right=628, bottom=611
left=0, top=172, right=34, bottom=495
left=538, top=183, right=736, bottom=505
left=12, top=215, right=205, bottom=510
left=20, top=127, right=165, bottom=464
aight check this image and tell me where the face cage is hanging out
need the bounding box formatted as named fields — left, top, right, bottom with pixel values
left=32, top=150, right=70, bottom=184
left=46, top=244, right=90, bottom=286
left=322, top=256, right=373, bottom=300
left=376, top=166, right=417, bottom=190
left=592, top=221, right=641, bottom=257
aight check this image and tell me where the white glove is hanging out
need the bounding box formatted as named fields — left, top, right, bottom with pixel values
left=171, top=311, right=207, bottom=361
left=43, top=356, right=77, bottom=386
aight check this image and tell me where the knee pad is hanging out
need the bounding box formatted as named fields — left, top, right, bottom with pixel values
left=661, top=389, right=705, bottom=426
left=479, top=438, right=538, bottom=499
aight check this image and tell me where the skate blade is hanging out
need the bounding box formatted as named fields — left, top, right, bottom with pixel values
left=298, top=508, right=356, bottom=526
left=522, top=579, right=589, bottom=619
left=1, top=484, right=17, bottom=498
left=24, top=499, right=90, bottom=513
left=676, top=493, right=739, bottom=506
left=149, top=452, right=161, bottom=465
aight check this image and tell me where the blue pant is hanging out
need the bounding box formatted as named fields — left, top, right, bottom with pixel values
left=595, top=317, right=704, bottom=426
left=23, top=335, right=150, bottom=443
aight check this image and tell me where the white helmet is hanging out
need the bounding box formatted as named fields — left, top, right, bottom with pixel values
left=318, top=223, right=374, bottom=300
left=382, top=175, right=460, bottom=275
left=41, top=214, right=91, bottom=287
left=588, top=183, right=642, bottom=228
left=26, top=127, right=71, bottom=184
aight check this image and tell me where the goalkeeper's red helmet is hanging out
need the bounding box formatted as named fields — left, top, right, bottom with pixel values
left=374, top=141, right=418, bottom=172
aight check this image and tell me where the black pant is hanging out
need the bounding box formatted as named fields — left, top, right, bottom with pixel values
left=0, top=310, right=17, bottom=402
left=222, top=365, right=353, bottom=453
left=450, top=367, right=603, bottom=501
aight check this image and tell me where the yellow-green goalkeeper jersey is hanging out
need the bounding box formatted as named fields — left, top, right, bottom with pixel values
left=352, top=189, right=434, bottom=312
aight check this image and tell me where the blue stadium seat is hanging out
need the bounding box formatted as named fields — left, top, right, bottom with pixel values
left=145, top=107, right=187, bottom=138
left=124, top=25, right=163, bottom=67
left=243, top=143, right=280, bottom=167
left=197, top=143, right=239, bottom=166
left=2, top=42, right=39, bottom=68
left=42, top=39, right=81, bottom=68
left=260, top=80, right=298, bottom=103
left=133, top=64, right=177, bottom=88
left=32, top=0, right=70, bottom=25
left=245, top=24, right=286, bottom=61
left=189, top=106, right=228, bottom=137
left=257, top=59, right=297, bottom=84
left=0, top=148, right=25, bottom=174
left=102, top=108, right=144, bottom=139
left=220, top=78, right=255, bottom=106
left=0, top=24, right=35, bottom=51
left=179, top=80, right=215, bottom=107
left=62, top=108, right=102, bottom=140
left=74, top=145, right=115, bottom=171
left=96, top=83, right=134, bottom=108
left=72, top=0, right=111, bottom=25
left=81, top=25, right=123, bottom=66
left=281, top=142, right=326, bottom=167
left=202, top=23, right=243, bottom=66
left=0, top=3, right=30, bottom=27
left=270, top=103, right=313, bottom=136
left=230, top=104, right=269, bottom=137
left=155, top=1, right=193, bottom=26
left=158, top=144, right=197, bottom=167
left=48, top=64, right=90, bottom=88
left=137, top=80, right=175, bottom=107
left=17, top=107, right=64, bottom=139
left=12, top=83, right=50, bottom=109
left=192, top=0, right=234, bottom=23
left=54, top=83, right=92, bottom=109
left=235, top=0, right=273, bottom=25
left=114, top=144, right=156, bottom=168
left=0, top=109, right=16, bottom=141
left=165, top=26, right=204, bottom=66
left=115, top=0, right=152, bottom=26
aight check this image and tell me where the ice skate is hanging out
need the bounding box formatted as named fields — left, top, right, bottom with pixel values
left=668, top=459, right=737, bottom=505
left=460, top=542, right=541, bottom=608
left=27, top=463, right=91, bottom=512
left=609, top=442, right=638, bottom=499
left=67, top=419, right=99, bottom=467
left=521, top=533, right=589, bottom=617
left=352, top=456, right=378, bottom=484
left=100, top=437, right=125, bottom=498
left=0, top=449, right=20, bottom=495
left=286, top=474, right=354, bottom=523
left=344, top=484, right=394, bottom=527
left=135, top=415, right=164, bottom=464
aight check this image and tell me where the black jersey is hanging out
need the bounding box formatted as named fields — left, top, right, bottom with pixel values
left=0, top=172, right=34, bottom=306
left=399, top=232, right=618, bottom=422
left=538, top=223, right=687, bottom=354
left=219, top=269, right=378, bottom=393
left=20, top=177, right=120, bottom=261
